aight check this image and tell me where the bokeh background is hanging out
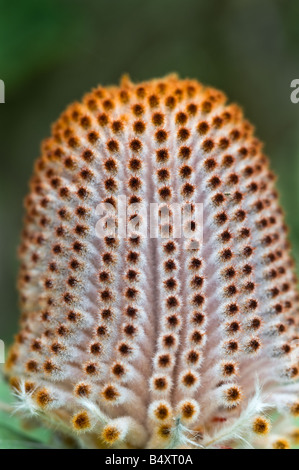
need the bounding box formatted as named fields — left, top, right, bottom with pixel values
left=1, top=0, right=299, bottom=346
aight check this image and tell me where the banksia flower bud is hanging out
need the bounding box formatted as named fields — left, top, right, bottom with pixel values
left=6, top=75, right=299, bottom=449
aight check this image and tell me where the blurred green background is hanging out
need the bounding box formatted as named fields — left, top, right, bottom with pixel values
left=1, top=0, right=299, bottom=346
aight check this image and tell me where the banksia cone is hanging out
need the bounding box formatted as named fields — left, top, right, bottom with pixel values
left=6, top=75, right=299, bottom=449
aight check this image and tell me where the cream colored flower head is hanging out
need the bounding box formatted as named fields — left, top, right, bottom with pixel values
left=6, top=75, right=299, bottom=449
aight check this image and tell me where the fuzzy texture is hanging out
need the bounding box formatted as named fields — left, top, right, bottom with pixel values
left=5, top=75, right=299, bottom=449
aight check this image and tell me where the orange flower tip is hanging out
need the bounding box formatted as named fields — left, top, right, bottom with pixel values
left=101, top=425, right=121, bottom=444
left=74, top=383, right=91, bottom=398
left=101, top=384, right=121, bottom=403
left=219, top=361, right=239, bottom=378
left=290, top=401, right=299, bottom=417
left=218, top=384, right=243, bottom=408
left=9, top=377, right=21, bottom=391
left=176, top=399, right=200, bottom=423
left=72, top=411, right=91, bottom=432
left=290, top=429, right=299, bottom=445
left=157, top=424, right=172, bottom=440
left=243, top=337, right=262, bottom=355
left=150, top=375, right=172, bottom=394
left=252, top=416, right=271, bottom=435
left=148, top=400, right=172, bottom=422
left=272, top=438, right=290, bottom=450
left=179, top=370, right=200, bottom=391
left=35, top=388, right=53, bottom=408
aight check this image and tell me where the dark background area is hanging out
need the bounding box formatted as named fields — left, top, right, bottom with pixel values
left=1, top=0, right=299, bottom=344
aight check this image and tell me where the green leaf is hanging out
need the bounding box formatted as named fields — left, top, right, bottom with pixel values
left=0, top=439, right=50, bottom=450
